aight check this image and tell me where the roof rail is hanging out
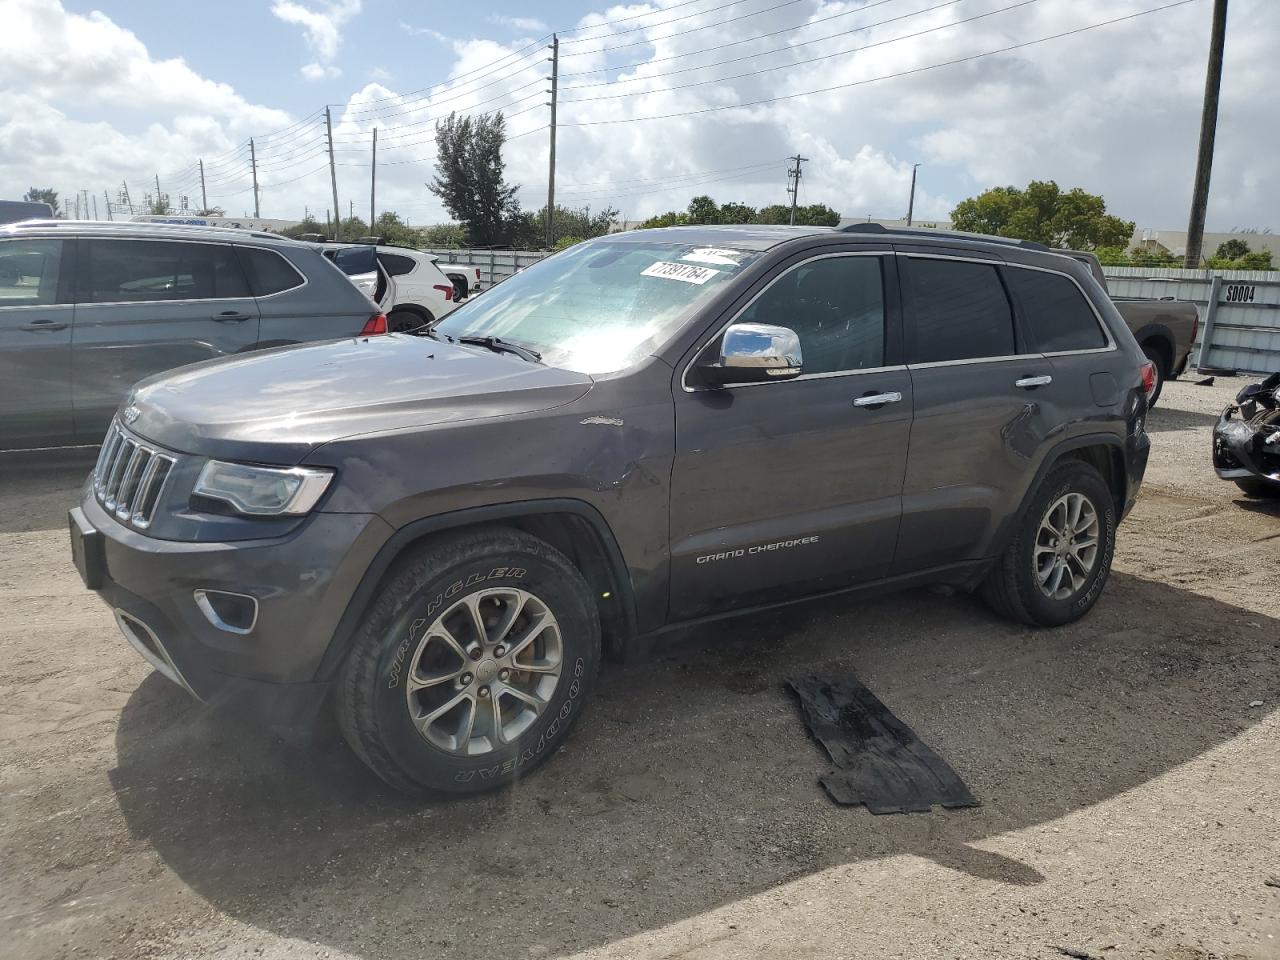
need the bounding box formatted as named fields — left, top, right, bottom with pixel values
left=2, top=219, right=295, bottom=244
left=839, top=222, right=1051, bottom=252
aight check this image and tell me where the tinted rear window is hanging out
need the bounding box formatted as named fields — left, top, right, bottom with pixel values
left=1005, top=267, right=1107, bottom=352
left=83, top=239, right=250, bottom=303
left=237, top=247, right=305, bottom=296
left=331, top=246, right=378, bottom=276
left=903, top=257, right=1015, bottom=363
left=378, top=253, right=416, bottom=277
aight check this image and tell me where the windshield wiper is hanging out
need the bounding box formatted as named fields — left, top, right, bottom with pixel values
left=456, top=335, right=542, bottom=363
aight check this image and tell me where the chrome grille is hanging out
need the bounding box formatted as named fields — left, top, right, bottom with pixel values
left=93, top=421, right=177, bottom=529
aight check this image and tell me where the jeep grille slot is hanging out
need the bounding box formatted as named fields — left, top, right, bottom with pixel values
left=94, top=420, right=177, bottom=528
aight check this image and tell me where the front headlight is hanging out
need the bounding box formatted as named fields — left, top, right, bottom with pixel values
left=193, top=461, right=334, bottom=516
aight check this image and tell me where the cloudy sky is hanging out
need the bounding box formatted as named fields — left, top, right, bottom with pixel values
left=0, top=0, right=1274, bottom=232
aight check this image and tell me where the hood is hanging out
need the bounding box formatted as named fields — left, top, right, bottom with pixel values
left=124, top=334, right=594, bottom=465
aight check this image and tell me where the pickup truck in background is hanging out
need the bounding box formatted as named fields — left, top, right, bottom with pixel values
left=1066, top=250, right=1199, bottom=406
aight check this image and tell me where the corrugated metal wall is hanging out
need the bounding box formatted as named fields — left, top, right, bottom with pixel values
left=1103, top=267, right=1280, bottom=375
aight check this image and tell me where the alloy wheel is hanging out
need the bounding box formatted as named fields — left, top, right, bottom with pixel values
left=403, top=588, right=563, bottom=755
left=1034, top=492, right=1100, bottom=600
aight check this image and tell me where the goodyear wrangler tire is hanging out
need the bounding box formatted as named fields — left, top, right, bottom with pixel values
left=337, top=527, right=600, bottom=797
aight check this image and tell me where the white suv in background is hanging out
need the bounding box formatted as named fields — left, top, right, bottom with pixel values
left=320, top=243, right=459, bottom=332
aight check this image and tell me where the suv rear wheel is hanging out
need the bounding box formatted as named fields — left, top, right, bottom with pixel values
left=337, top=527, right=600, bottom=796
left=981, top=461, right=1117, bottom=627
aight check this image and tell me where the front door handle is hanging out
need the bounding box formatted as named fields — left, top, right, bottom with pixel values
left=211, top=311, right=251, bottom=322
left=19, top=319, right=68, bottom=332
left=1015, top=375, right=1053, bottom=389
left=853, top=391, right=903, bottom=408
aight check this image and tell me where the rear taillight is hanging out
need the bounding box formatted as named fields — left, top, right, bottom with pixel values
left=1140, top=360, right=1156, bottom=397
left=433, top=283, right=453, bottom=301
left=360, top=313, right=387, bottom=336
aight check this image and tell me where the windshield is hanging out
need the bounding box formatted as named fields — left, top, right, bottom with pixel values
left=433, top=239, right=760, bottom=374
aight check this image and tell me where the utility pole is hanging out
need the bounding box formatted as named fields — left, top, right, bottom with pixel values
left=104, top=190, right=113, bottom=221
left=370, top=127, right=377, bottom=231
left=249, top=138, right=261, bottom=218
left=325, top=107, right=341, bottom=241
left=154, top=173, right=163, bottom=212
left=1183, top=0, right=1228, bottom=268
left=121, top=180, right=133, bottom=215
left=91, top=193, right=98, bottom=220
left=546, top=34, right=559, bottom=249
left=906, top=163, right=920, bottom=226
left=786, top=154, right=808, bottom=226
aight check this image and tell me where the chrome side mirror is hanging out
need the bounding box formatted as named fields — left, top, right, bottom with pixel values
left=698, top=323, right=803, bottom=386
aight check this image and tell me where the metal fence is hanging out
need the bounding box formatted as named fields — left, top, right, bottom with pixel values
left=424, top=250, right=1280, bottom=376
left=1102, top=267, right=1280, bottom=375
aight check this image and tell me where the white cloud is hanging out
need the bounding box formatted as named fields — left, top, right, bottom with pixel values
left=488, top=15, right=549, bottom=33
left=399, top=21, right=451, bottom=44
left=271, top=0, right=361, bottom=71
left=301, top=61, right=341, bottom=81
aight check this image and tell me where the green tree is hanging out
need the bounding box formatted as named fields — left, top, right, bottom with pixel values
left=687, top=195, right=720, bottom=223
left=429, top=111, right=523, bottom=246
left=950, top=180, right=1133, bottom=250
left=281, top=216, right=326, bottom=239
left=1235, top=250, right=1273, bottom=270
left=755, top=202, right=839, bottom=226
left=195, top=206, right=225, bottom=217
left=718, top=201, right=757, bottom=224
left=1214, top=238, right=1250, bottom=261
left=146, top=194, right=173, bottom=215
left=23, top=187, right=60, bottom=217
left=419, top=223, right=468, bottom=248
left=554, top=235, right=583, bottom=251
left=639, top=210, right=689, bottom=228
left=527, top=203, right=619, bottom=247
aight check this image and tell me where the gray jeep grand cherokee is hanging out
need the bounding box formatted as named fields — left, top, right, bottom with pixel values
left=70, top=224, right=1151, bottom=796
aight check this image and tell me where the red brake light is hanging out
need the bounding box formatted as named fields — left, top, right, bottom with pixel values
left=433, top=283, right=453, bottom=301
left=360, top=313, right=387, bottom=336
left=1140, top=360, right=1156, bottom=396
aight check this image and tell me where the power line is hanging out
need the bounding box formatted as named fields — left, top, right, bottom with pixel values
left=560, top=0, right=804, bottom=47
left=558, top=0, right=1203, bottom=124
left=561, top=0, right=963, bottom=89
left=560, top=0, right=814, bottom=57
left=559, top=0, right=913, bottom=76
left=562, top=0, right=1039, bottom=102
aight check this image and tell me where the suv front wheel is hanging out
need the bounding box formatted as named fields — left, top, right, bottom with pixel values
left=337, top=527, right=600, bottom=796
left=981, top=461, right=1117, bottom=627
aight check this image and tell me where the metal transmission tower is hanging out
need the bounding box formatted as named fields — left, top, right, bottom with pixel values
left=1184, top=0, right=1228, bottom=268
left=786, top=154, right=808, bottom=226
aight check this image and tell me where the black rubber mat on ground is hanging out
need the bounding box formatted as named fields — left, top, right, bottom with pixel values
left=788, top=675, right=981, bottom=814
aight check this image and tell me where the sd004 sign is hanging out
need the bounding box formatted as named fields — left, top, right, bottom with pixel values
left=1225, top=284, right=1256, bottom=303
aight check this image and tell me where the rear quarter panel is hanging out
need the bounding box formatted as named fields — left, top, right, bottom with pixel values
left=255, top=248, right=379, bottom=347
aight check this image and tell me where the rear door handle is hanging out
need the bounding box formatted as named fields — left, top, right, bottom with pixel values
left=1015, top=375, right=1053, bottom=389
left=211, top=311, right=251, bottom=322
left=19, top=319, right=68, bottom=331
left=853, top=391, right=903, bottom=408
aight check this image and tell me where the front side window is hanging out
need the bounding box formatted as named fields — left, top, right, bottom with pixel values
left=903, top=257, right=1015, bottom=363
left=737, top=256, right=884, bottom=375
left=84, top=240, right=250, bottom=303
left=1005, top=267, right=1107, bottom=353
left=0, top=238, right=64, bottom=306
left=435, top=239, right=761, bottom=374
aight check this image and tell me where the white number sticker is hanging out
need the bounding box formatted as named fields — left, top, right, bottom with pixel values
left=641, top=261, right=720, bottom=285
left=681, top=247, right=745, bottom=266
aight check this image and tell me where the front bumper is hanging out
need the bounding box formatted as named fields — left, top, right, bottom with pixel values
left=1212, top=406, right=1280, bottom=488
left=74, top=488, right=394, bottom=721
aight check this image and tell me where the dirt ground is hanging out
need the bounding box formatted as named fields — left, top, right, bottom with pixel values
left=1, top=377, right=1277, bottom=960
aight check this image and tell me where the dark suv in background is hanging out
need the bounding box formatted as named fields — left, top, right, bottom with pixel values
left=69, top=224, right=1151, bottom=797
left=0, top=220, right=383, bottom=450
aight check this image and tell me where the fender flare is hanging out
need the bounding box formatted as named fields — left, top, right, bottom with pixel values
left=315, top=498, right=637, bottom=680
left=990, top=432, right=1129, bottom=559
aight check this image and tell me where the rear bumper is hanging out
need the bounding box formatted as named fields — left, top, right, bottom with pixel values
left=1122, top=428, right=1151, bottom=519
left=75, top=489, right=394, bottom=720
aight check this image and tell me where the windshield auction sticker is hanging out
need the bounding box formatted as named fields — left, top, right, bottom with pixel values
left=681, top=247, right=745, bottom=266
left=641, top=261, right=720, bottom=285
